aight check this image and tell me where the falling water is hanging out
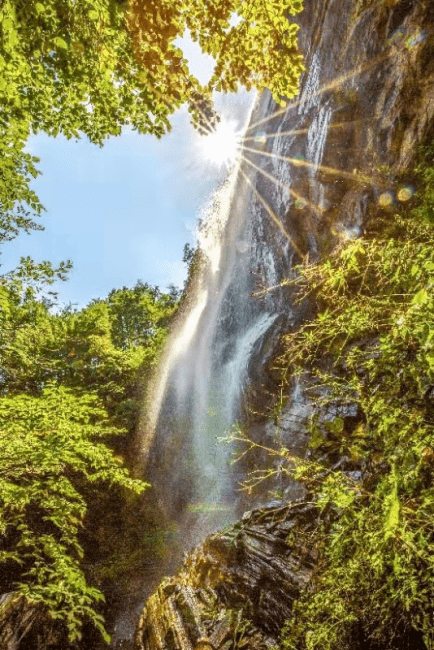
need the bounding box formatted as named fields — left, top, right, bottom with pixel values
left=136, top=93, right=293, bottom=552
left=112, top=100, right=270, bottom=645
left=137, top=76, right=335, bottom=553
left=110, top=52, right=340, bottom=650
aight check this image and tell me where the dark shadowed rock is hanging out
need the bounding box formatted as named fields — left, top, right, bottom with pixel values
left=134, top=502, right=318, bottom=650
left=0, top=593, right=68, bottom=650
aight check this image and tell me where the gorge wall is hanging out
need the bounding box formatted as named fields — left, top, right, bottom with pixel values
left=133, top=0, right=434, bottom=648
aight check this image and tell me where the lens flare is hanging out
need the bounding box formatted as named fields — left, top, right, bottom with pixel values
left=379, top=191, right=394, bottom=207
left=200, top=119, right=240, bottom=166
left=397, top=186, right=414, bottom=202
left=253, top=130, right=267, bottom=145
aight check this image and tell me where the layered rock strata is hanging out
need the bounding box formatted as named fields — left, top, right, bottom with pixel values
left=134, top=502, right=318, bottom=650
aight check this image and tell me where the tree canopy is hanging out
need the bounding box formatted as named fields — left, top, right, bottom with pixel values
left=0, top=0, right=304, bottom=245
left=0, top=384, right=146, bottom=644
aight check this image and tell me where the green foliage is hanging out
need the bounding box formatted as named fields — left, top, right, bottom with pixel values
left=0, top=384, right=147, bottom=643
left=180, top=241, right=206, bottom=300
left=127, top=0, right=304, bottom=106
left=104, top=280, right=177, bottom=350
left=412, top=145, right=434, bottom=226
left=0, top=259, right=177, bottom=642
left=0, top=0, right=304, bottom=242
left=277, top=146, right=434, bottom=649
left=0, top=267, right=176, bottom=426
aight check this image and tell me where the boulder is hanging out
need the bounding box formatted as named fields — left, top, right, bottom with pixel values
left=134, top=501, right=319, bottom=650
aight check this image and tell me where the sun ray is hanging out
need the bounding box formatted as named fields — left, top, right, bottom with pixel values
left=145, top=75, right=218, bottom=137
left=240, top=153, right=324, bottom=218
left=245, top=52, right=393, bottom=134
left=242, top=119, right=367, bottom=143
left=238, top=167, right=305, bottom=260
left=242, top=144, right=383, bottom=188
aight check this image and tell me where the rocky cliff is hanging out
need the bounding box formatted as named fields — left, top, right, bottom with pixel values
left=133, top=0, right=434, bottom=648
left=134, top=502, right=318, bottom=650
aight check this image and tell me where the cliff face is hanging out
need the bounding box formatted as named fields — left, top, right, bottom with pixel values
left=237, top=0, right=434, bottom=502
left=134, top=0, right=434, bottom=648
left=229, top=0, right=434, bottom=509
left=244, top=0, right=434, bottom=370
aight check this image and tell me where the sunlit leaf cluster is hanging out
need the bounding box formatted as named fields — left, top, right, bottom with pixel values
left=0, top=385, right=147, bottom=643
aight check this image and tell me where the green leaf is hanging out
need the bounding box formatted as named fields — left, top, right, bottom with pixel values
left=385, top=498, right=399, bottom=539
left=333, top=490, right=355, bottom=508
left=54, top=37, right=68, bottom=49
left=412, top=288, right=429, bottom=306
left=2, top=18, right=14, bottom=31
left=325, top=416, right=344, bottom=435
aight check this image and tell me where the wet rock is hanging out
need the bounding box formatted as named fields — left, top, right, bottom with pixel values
left=134, top=502, right=318, bottom=650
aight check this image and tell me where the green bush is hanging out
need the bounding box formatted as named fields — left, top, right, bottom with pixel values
left=278, top=145, right=434, bottom=650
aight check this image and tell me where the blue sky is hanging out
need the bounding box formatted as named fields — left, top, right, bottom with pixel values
left=1, top=34, right=254, bottom=309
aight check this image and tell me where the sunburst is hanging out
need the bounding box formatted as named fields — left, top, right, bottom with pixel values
left=239, top=153, right=325, bottom=217
left=242, top=144, right=382, bottom=188
left=242, top=119, right=367, bottom=143
left=238, top=167, right=305, bottom=260
left=199, top=119, right=241, bottom=167
left=187, top=49, right=395, bottom=294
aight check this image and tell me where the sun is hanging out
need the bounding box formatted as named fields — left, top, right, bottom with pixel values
left=200, top=119, right=241, bottom=167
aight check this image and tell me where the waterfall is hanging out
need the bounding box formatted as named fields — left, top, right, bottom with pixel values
left=136, top=77, right=333, bottom=558
left=114, top=28, right=335, bottom=650
left=137, top=92, right=293, bottom=551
